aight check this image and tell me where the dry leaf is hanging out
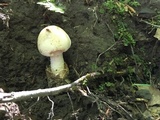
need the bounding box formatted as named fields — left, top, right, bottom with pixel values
left=154, top=28, right=160, bottom=40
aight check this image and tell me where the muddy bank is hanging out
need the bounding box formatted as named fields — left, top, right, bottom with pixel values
left=0, top=0, right=160, bottom=119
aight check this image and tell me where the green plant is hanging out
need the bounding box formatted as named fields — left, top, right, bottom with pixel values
left=100, top=0, right=140, bottom=15
left=128, top=0, right=140, bottom=7
left=99, top=0, right=137, bottom=46
left=98, top=82, right=115, bottom=91
left=115, top=22, right=136, bottom=46
left=102, top=0, right=126, bottom=15
left=131, top=54, right=152, bottom=80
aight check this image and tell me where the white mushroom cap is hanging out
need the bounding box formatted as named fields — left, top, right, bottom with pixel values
left=37, top=25, right=71, bottom=57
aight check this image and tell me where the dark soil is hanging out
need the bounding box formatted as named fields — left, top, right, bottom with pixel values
left=0, top=0, right=160, bottom=120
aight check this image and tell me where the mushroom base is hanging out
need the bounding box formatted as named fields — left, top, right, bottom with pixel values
left=46, top=62, right=69, bottom=87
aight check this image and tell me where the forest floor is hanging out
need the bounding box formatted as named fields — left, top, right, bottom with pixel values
left=0, top=0, right=160, bottom=120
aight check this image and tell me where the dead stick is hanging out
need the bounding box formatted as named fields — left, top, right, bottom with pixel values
left=0, top=72, right=100, bottom=103
left=0, top=3, right=9, bottom=6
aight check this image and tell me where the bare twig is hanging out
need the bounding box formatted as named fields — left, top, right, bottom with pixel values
left=96, top=42, right=117, bottom=66
left=140, top=19, right=160, bottom=28
left=47, top=96, right=54, bottom=120
left=67, top=92, right=78, bottom=120
left=0, top=72, right=100, bottom=103
left=0, top=3, right=9, bottom=6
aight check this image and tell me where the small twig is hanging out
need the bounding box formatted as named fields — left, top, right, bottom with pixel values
left=140, top=19, right=160, bottom=28
left=67, top=92, right=78, bottom=120
left=86, top=86, right=91, bottom=94
left=78, top=86, right=118, bottom=117
left=96, top=42, right=117, bottom=67
left=105, top=22, right=116, bottom=42
left=118, top=104, right=134, bottom=120
left=28, top=97, right=40, bottom=111
left=130, top=45, right=141, bottom=82
left=78, top=86, right=134, bottom=119
left=88, top=5, right=98, bottom=28
left=47, top=96, right=54, bottom=120
left=151, top=40, right=159, bottom=60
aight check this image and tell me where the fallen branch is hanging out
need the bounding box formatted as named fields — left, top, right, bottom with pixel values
left=0, top=3, right=9, bottom=6
left=0, top=72, right=100, bottom=103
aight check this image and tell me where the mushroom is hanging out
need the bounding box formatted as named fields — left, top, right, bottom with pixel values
left=37, top=25, right=71, bottom=79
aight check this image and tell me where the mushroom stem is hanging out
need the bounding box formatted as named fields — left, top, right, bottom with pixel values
left=50, top=52, right=65, bottom=76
